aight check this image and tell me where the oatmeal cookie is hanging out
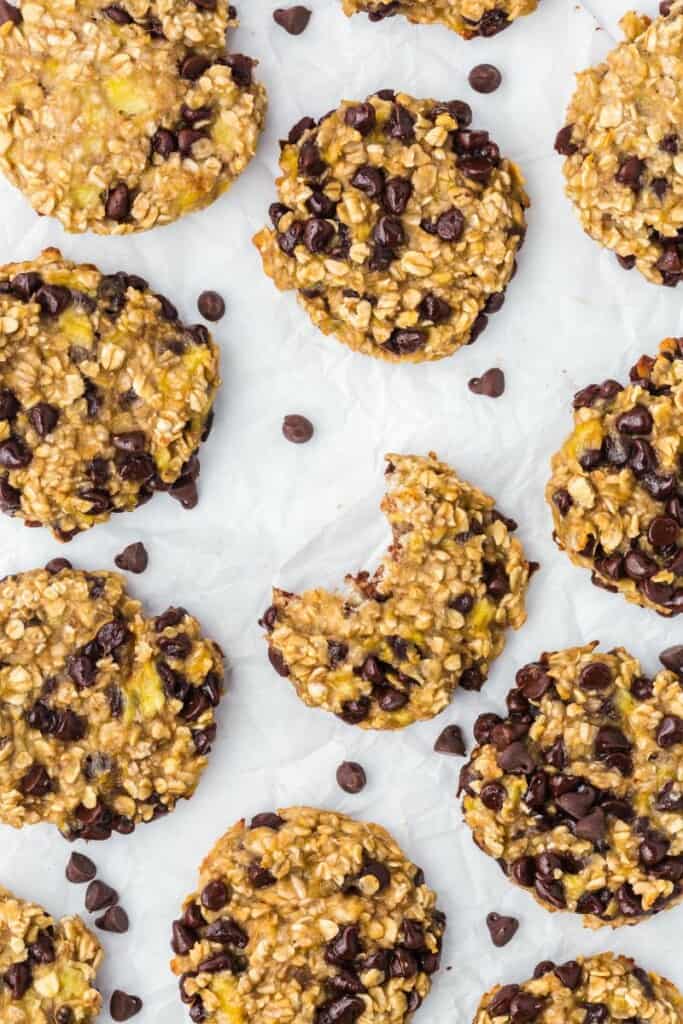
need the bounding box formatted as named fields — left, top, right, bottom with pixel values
left=0, top=886, right=103, bottom=1024
left=0, top=0, right=266, bottom=234
left=547, top=337, right=683, bottom=616
left=0, top=248, right=220, bottom=541
left=474, top=952, right=683, bottom=1024
left=260, top=452, right=532, bottom=729
left=460, top=642, right=683, bottom=928
left=253, top=91, right=528, bottom=363
left=0, top=565, right=224, bottom=840
left=170, top=806, right=446, bottom=1024
left=339, top=0, right=538, bottom=39
left=556, top=3, right=683, bottom=285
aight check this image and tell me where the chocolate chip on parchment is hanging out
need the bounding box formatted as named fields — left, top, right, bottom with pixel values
left=486, top=912, right=518, bottom=947
left=433, top=724, right=466, bottom=756
left=114, top=542, right=148, bottom=574
left=110, top=991, right=143, bottom=1021
left=273, top=5, right=311, bottom=34
left=469, top=64, right=502, bottom=94
left=66, top=852, right=96, bottom=884
left=336, top=761, right=366, bottom=793
left=282, top=414, right=314, bottom=444
left=85, top=880, right=118, bottom=912
left=95, top=905, right=129, bottom=933
left=197, top=290, right=225, bottom=321
left=468, top=368, right=505, bottom=398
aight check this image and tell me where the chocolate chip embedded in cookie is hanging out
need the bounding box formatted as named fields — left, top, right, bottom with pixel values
left=0, top=885, right=103, bottom=1022
left=474, top=953, right=683, bottom=1024
left=170, top=806, right=446, bottom=1023
left=260, top=452, right=533, bottom=729
left=461, top=642, right=683, bottom=927
left=339, top=0, right=538, bottom=39
left=253, top=92, right=528, bottom=363
left=0, top=0, right=266, bottom=234
left=0, top=248, right=220, bottom=540
left=557, top=4, right=683, bottom=285
left=0, top=567, right=224, bottom=839
left=547, top=337, right=683, bottom=615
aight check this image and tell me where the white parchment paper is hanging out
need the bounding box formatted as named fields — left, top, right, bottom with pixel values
left=0, top=1, right=682, bottom=1019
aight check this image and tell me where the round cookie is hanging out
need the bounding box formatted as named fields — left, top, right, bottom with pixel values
left=460, top=642, right=683, bottom=928
left=339, top=0, right=538, bottom=38
left=253, top=92, right=528, bottom=363
left=261, top=452, right=533, bottom=729
left=547, top=337, right=683, bottom=616
left=0, top=886, right=103, bottom=1024
left=556, top=3, right=683, bottom=285
left=0, top=565, right=224, bottom=840
left=0, top=0, right=266, bottom=234
left=170, top=806, right=446, bottom=1024
left=0, top=248, right=220, bottom=540
left=474, top=953, right=683, bottom=1024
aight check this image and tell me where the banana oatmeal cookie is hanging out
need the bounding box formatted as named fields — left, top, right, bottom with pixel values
left=461, top=642, right=683, bottom=928
left=0, top=248, right=220, bottom=541
left=339, top=0, right=538, bottom=39
left=556, top=3, right=683, bottom=285
left=0, top=0, right=266, bottom=234
left=253, top=91, right=528, bottom=363
left=474, top=952, right=683, bottom=1024
left=0, top=565, right=224, bottom=840
left=170, top=806, right=446, bottom=1023
left=0, top=885, right=103, bottom=1023
left=260, top=453, right=532, bottom=729
left=547, top=337, right=683, bottom=615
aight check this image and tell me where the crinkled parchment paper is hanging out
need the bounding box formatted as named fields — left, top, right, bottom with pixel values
left=0, top=1, right=682, bottom=1020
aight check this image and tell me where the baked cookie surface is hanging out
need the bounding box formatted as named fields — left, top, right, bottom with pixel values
left=261, top=453, right=532, bottom=729
left=461, top=642, right=683, bottom=928
left=557, top=3, right=683, bottom=285
left=0, top=248, right=219, bottom=540
left=253, top=92, right=528, bottom=363
left=547, top=337, right=683, bottom=615
left=0, top=885, right=103, bottom=1024
left=474, top=953, right=683, bottom=1024
left=340, top=0, right=538, bottom=38
left=0, top=0, right=266, bottom=234
left=0, top=566, right=223, bottom=840
left=170, top=806, right=446, bottom=1024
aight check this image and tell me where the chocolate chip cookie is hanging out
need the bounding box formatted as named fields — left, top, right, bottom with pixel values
left=474, top=953, right=683, bottom=1024
left=0, top=885, right=103, bottom=1023
left=556, top=3, right=683, bottom=285
left=253, top=92, right=528, bottom=362
left=461, top=642, right=683, bottom=928
left=0, top=566, right=224, bottom=840
left=170, top=806, right=446, bottom=1023
left=0, top=248, right=219, bottom=540
left=547, top=337, right=683, bottom=615
left=339, top=0, right=538, bottom=38
left=261, top=452, right=533, bottom=729
left=0, top=0, right=266, bottom=234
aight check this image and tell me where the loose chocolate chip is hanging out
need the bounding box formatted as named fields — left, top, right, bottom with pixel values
left=197, top=290, right=225, bottom=321
left=485, top=912, right=518, bottom=947
left=85, top=880, right=118, bottom=912
left=345, top=102, right=376, bottom=136
left=66, top=852, right=96, bottom=884
left=282, top=414, right=314, bottom=443
left=110, top=991, right=143, bottom=1021
left=660, top=646, right=683, bottom=674
left=105, top=184, right=131, bottom=222
left=433, top=724, right=465, bottom=756
left=114, top=542, right=148, bottom=574
left=554, top=124, right=578, bottom=155
left=95, top=905, right=129, bottom=933
left=616, top=404, right=653, bottom=435
left=336, top=761, right=366, bottom=793
left=201, top=880, right=230, bottom=910
left=468, top=368, right=505, bottom=397
left=469, top=63, right=502, bottom=94
left=181, top=54, right=211, bottom=80
left=656, top=714, right=683, bottom=747
left=554, top=961, right=582, bottom=990
left=273, top=4, right=311, bottom=32
left=4, top=962, right=32, bottom=999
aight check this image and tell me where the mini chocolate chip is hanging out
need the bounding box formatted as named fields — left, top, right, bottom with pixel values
left=85, top=880, right=118, bottom=912
left=282, top=414, right=314, bottom=443
left=95, top=905, right=129, bottom=933
left=201, top=880, right=230, bottom=910
left=433, top=724, right=465, bottom=756
left=486, top=912, right=518, bottom=947
left=114, top=542, right=148, bottom=574
left=469, top=368, right=505, bottom=397
left=273, top=5, right=311, bottom=33
left=105, top=184, right=131, bottom=222
left=197, top=290, right=225, bottom=321
left=110, top=991, right=143, bottom=1021
left=469, top=63, right=502, bottom=93
left=66, top=852, right=96, bottom=884
left=336, top=761, right=366, bottom=793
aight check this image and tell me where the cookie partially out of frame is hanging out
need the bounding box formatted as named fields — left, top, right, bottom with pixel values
left=547, top=337, right=683, bottom=616
left=261, top=453, right=532, bottom=729
left=0, top=566, right=223, bottom=840
left=0, top=0, right=266, bottom=234
left=556, top=3, right=683, bottom=286
left=473, top=953, right=683, bottom=1024
left=253, top=92, right=528, bottom=363
left=461, top=642, right=683, bottom=928
left=0, top=248, right=220, bottom=540
left=170, top=806, right=446, bottom=1024
left=0, top=885, right=103, bottom=1024
left=340, top=0, right=539, bottom=39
